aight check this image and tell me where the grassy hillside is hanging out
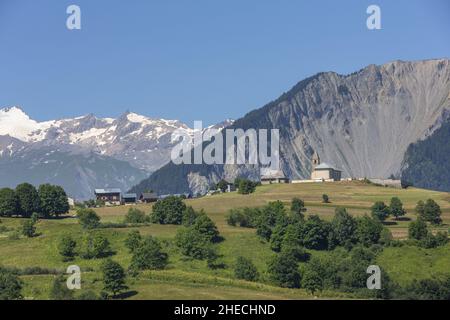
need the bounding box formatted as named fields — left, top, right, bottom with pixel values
left=1, top=181, right=449, bottom=299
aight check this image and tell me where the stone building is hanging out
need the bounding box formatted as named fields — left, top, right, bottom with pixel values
left=310, top=152, right=342, bottom=181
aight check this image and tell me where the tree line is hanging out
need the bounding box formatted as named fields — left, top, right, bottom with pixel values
left=0, top=183, right=70, bottom=218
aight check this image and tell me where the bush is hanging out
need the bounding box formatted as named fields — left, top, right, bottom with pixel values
left=237, top=179, right=257, bottom=195
left=124, top=208, right=148, bottom=224
left=355, top=215, right=383, bottom=246
left=0, top=267, right=22, bottom=300
left=130, top=236, right=168, bottom=271
left=124, top=230, right=142, bottom=253
left=226, top=208, right=261, bottom=228
left=234, top=257, right=259, bottom=281
left=422, top=199, right=442, bottom=225
left=77, top=208, right=100, bottom=229
left=82, top=233, right=112, bottom=259
left=175, top=228, right=212, bottom=260
left=301, top=215, right=330, bottom=250
left=419, top=231, right=449, bottom=249
left=389, top=197, right=406, bottom=220
left=379, top=227, right=393, bottom=246
left=290, top=198, right=306, bottom=220
left=192, top=214, right=220, bottom=243
left=101, top=259, right=128, bottom=298
left=322, top=194, right=330, bottom=203
left=182, top=206, right=200, bottom=226
left=21, top=219, right=36, bottom=238
left=267, top=251, right=300, bottom=288
left=329, top=207, right=357, bottom=248
left=58, top=235, right=77, bottom=261
left=302, top=265, right=323, bottom=294
left=151, top=196, right=186, bottom=225
left=371, top=201, right=390, bottom=222
left=408, top=218, right=428, bottom=241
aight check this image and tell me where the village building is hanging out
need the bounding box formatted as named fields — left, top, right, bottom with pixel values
left=140, top=192, right=158, bottom=203
left=310, top=152, right=342, bottom=182
left=122, top=193, right=137, bottom=205
left=94, top=188, right=122, bottom=206
left=260, top=170, right=290, bottom=184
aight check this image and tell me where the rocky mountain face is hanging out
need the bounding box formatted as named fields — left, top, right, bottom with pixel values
left=0, top=107, right=232, bottom=199
left=401, top=116, right=450, bottom=192
left=132, top=59, right=450, bottom=195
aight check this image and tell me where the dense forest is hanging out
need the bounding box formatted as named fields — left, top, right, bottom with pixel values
left=401, top=120, right=450, bottom=192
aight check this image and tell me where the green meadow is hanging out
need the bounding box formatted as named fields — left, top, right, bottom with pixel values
left=1, top=181, right=449, bottom=299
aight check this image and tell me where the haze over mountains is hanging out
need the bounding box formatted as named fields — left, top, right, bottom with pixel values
left=131, top=59, right=450, bottom=196
left=1, top=59, right=449, bottom=199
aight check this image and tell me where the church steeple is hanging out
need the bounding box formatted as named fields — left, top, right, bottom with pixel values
left=312, top=151, right=320, bottom=167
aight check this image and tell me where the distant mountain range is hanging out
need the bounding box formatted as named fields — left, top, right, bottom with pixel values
left=2, top=59, right=449, bottom=199
left=131, top=59, right=450, bottom=196
left=0, top=107, right=232, bottom=199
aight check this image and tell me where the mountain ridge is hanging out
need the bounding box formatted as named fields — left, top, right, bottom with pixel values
left=131, top=58, right=450, bottom=195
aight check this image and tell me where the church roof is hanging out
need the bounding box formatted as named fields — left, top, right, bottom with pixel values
left=314, top=163, right=341, bottom=171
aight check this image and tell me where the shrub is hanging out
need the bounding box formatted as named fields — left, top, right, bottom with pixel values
left=408, top=218, right=428, bottom=241
left=422, top=199, right=442, bottom=225
left=21, top=219, right=36, bottom=238
left=175, top=228, right=212, bottom=260
left=291, top=198, right=306, bottom=219
left=379, top=227, right=393, bottom=246
left=234, top=257, right=259, bottom=281
left=58, top=235, right=77, bottom=261
left=355, top=215, right=383, bottom=246
left=124, top=208, right=147, bottom=224
left=77, top=208, right=100, bottom=229
left=130, top=236, right=168, bottom=271
left=419, top=231, right=449, bottom=249
left=237, top=179, right=257, bottom=195
left=267, top=251, right=300, bottom=288
left=322, top=194, right=330, bottom=203
left=389, top=197, right=406, bottom=220
left=301, top=215, right=330, bottom=250
left=226, top=208, right=261, bottom=228
left=124, top=230, right=142, bottom=253
left=151, top=196, right=186, bottom=225
left=182, top=206, right=200, bottom=226
left=0, top=267, right=22, bottom=300
left=370, top=201, right=390, bottom=222
left=101, top=259, right=128, bottom=298
left=329, top=207, right=357, bottom=248
left=302, top=265, right=323, bottom=294
left=192, top=214, right=220, bottom=242
left=82, top=233, right=112, bottom=259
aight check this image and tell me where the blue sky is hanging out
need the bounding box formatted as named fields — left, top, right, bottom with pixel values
left=0, top=0, right=449, bottom=125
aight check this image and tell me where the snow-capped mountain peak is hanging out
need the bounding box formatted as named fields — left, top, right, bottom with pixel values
left=0, top=106, right=233, bottom=172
